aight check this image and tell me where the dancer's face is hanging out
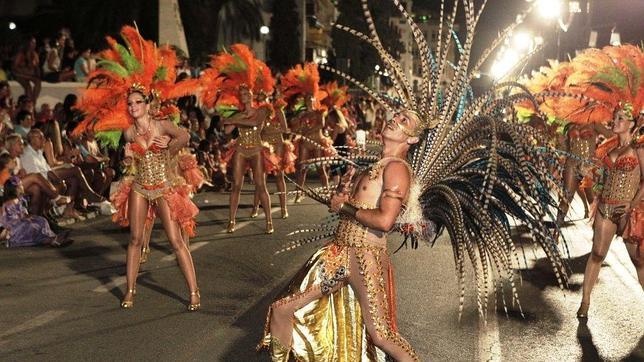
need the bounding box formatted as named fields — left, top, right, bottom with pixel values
left=127, top=92, right=149, bottom=119
left=612, top=109, right=634, bottom=134
left=239, top=87, right=252, bottom=104
left=383, top=111, right=419, bottom=145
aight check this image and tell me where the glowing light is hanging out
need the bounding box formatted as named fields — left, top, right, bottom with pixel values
left=374, top=64, right=380, bottom=71
left=260, top=26, right=270, bottom=35
left=512, top=31, right=533, bottom=51
left=8, top=22, right=16, bottom=30
left=537, top=0, right=562, bottom=19
left=491, top=49, right=520, bottom=80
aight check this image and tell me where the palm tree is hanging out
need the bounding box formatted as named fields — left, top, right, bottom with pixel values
left=180, top=0, right=264, bottom=64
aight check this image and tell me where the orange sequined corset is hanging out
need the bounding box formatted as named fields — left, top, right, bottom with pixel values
left=601, top=156, right=640, bottom=203
left=237, top=126, right=263, bottom=149
left=133, top=149, right=170, bottom=187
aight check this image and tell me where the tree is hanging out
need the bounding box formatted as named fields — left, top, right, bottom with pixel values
left=179, top=0, right=264, bottom=65
left=331, top=0, right=404, bottom=82
left=267, top=0, right=301, bottom=72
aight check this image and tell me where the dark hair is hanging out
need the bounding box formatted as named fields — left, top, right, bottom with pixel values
left=0, top=153, right=13, bottom=170
left=16, top=110, right=32, bottom=124
left=2, top=176, right=20, bottom=203
left=63, top=94, right=77, bottom=111
left=17, top=94, right=30, bottom=105
left=198, top=139, right=210, bottom=152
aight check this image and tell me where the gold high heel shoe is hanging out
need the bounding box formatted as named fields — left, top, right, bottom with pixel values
left=577, top=302, right=589, bottom=319
left=281, top=208, right=289, bottom=219
left=294, top=192, right=303, bottom=203
left=250, top=206, right=259, bottom=218
left=226, top=220, right=236, bottom=233
left=187, top=289, right=201, bottom=311
left=265, top=220, right=274, bottom=234
left=140, top=245, right=151, bottom=264
left=120, top=289, right=136, bottom=309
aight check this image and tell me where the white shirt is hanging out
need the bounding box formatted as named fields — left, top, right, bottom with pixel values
left=19, top=144, right=51, bottom=178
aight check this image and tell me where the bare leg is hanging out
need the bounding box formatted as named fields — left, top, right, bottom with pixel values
left=579, top=214, right=617, bottom=315
left=624, top=242, right=644, bottom=288
left=315, top=148, right=329, bottom=188
left=227, top=151, right=246, bottom=232
left=276, top=171, right=287, bottom=218
left=250, top=154, right=272, bottom=233
left=52, top=166, right=103, bottom=202
left=577, top=189, right=589, bottom=219
left=154, top=198, right=199, bottom=306
left=140, top=217, right=154, bottom=264
left=122, top=191, right=148, bottom=306
left=14, top=77, right=33, bottom=100
left=346, top=248, right=418, bottom=361
left=295, top=146, right=310, bottom=202
left=25, top=184, right=43, bottom=215
left=557, top=160, right=579, bottom=225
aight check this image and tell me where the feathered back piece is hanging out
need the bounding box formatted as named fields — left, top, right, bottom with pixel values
left=320, top=0, right=569, bottom=319
left=72, top=25, right=198, bottom=147
left=280, top=63, right=327, bottom=110
left=518, top=45, right=644, bottom=124
left=320, top=81, right=350, bottom=109
left=198, top=44, right=272, bottom=113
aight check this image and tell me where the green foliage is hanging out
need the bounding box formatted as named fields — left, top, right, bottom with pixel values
left=332, top=0, right=404, bottom=82
left=268, top=0, right=301, bottom=72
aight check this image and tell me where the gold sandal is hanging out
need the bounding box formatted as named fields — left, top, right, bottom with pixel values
left=188, top=289, right=201, bottom=311
left=120, top=288, right=136, bottom=309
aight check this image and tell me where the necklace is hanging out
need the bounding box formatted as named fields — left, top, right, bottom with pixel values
left=135, top=120, right=151, bottom=137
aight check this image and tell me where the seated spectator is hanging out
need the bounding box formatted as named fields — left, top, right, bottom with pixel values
left=0, top=176, right=71, bottom=247
left=39, top=120, right=64, bottom=167
left=20, top=129, right=106, bottom=219
left=14, top=110, right=34, bottom=138
left=74, top=48, right=94, bottom=82
left=77, top=128, right=115, bottom=196
left=11, top=37, right=41, bottom=102
left=13, top=94, right=35, bottom=120
left=36, top=103, right=54, bottom=124
left=4, top=134, right=71, bottom=216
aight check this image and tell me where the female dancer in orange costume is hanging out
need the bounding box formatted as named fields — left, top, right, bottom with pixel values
left=72, top=26, right=201, bottom=310
left=251, top=89, right=296, bottom=219
left=200, top=45, right=275, bottom=233
left=577, top=105, right=644, bottom=318
left=281, top=63, right=334, bottom=202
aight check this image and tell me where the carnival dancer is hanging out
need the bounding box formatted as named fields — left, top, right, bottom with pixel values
left=259, top=111, right=421, bottom=361
left=321, top=81, right=351, bottom=186
left=281, top=63, right=334, bottom=202
left=72, top=26, right=201, bottom=310
left=259, top=1, right=570, bottom=360
left=251, top=88, right=296, bottom=219
left=557, top=121, right=612, bottom=223
left=577, top=104, right=643, bottom=318
left=199, top=44, right=275, bottom=234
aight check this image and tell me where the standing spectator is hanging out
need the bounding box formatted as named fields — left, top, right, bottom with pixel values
left=42, top=39, right=75, bottom=82
left=61, top=38, right=77, bottom=72
left=0, top=81, right=13, bottom=131
left=11, top=37, right=41, bottom=102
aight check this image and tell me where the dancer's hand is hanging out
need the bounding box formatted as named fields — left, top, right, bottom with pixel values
left=336, top=166, right=355, bottom=193
left=152, top=135, right=171, bottom=149
left=329, top=192, right=349, bottom=213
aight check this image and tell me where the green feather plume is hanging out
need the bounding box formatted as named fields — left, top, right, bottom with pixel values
left=95, top=130, right=123, bottom=149
left=97, top=60, right=129, bottom=78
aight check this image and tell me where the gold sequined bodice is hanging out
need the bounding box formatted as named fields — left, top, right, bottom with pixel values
left=134, top=150, right=170, bottom=186
left=569, top=137, right=593, bottom=159
left=601, top=163, right=640, bottom=203
left=262, top=122, right=283, bottom=145
left=237, top=126, right=263, bottom=149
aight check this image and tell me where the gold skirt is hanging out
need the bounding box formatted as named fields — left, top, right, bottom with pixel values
left=259, top=244, right=387, bottom=361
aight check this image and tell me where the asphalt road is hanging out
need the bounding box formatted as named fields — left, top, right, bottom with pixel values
left=0, top=184, right=642, bottom=361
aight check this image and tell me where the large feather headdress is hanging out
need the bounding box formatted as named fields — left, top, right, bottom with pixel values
left=73, top=25, right=198, bottom=147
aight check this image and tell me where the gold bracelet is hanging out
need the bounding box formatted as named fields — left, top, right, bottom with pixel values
left=339, top=202, right=358, bottom=217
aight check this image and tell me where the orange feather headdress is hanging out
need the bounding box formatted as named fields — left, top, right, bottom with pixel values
left=280, top=63, right=327, bottom=110
left=320, top=81, right=350, bottom=109
left=73, top=25, right=198, bottom=147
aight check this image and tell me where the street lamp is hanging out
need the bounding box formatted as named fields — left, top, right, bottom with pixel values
left=260, top=26, right=270, bottom=35
left=537, top=0, right=562, bottom=19
left=8, top=22, right=16, bottom=30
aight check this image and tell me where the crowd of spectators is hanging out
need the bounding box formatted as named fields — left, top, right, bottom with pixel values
left=0, top=28, right=97, bottom=104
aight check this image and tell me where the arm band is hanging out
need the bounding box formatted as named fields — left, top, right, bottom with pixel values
left=339, top=202, right=358, bottom=217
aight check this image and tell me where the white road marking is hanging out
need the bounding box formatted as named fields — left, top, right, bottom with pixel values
left=479, top=315, right=502, bottom=361
left=0, top=310, right=66, bottom=344
left=161, top=241, right=209, bottom=262
left=93, top=276, right=127, bottom=293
